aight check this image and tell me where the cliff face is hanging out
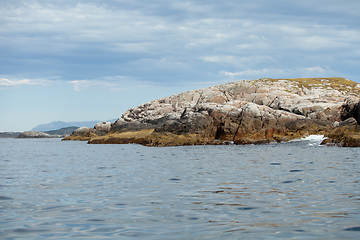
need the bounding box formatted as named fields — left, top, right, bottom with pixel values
left=63, top=77, right=360, bottom=146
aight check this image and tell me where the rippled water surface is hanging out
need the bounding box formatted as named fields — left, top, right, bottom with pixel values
left=1, top=138, right=359, bottom=239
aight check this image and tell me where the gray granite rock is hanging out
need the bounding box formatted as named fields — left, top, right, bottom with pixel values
left=17, top=131, right=61, bottom=138
left=65, top=78, right=360, bottom=145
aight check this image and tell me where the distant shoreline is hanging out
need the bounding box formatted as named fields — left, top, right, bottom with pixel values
left=0, top=132, right=22, bottom=138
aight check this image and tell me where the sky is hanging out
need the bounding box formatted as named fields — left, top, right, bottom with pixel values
left=1, top=0, right=360, bottom=132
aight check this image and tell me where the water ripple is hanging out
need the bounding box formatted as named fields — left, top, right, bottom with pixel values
left=0, top=138, right=359, bottom=239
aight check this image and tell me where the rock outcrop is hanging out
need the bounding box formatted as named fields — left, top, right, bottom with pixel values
left=16, top=126, right=80, bottom=139
left=320, top=115, right=360, bottom=147
left=63, top=77, right=360, bottom=146
left=62, top=122, right=111, bottom=141
left=17, top=131, right=62, bottom=138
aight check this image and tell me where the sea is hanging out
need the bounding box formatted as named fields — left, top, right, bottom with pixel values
left=0, top=136, right=359, bottom=239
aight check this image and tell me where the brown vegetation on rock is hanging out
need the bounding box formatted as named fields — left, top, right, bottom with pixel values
left=321, top=118, right=360, bottom=147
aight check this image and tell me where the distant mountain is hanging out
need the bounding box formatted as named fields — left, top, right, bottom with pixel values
left=31, top=119, right=117, bottom=131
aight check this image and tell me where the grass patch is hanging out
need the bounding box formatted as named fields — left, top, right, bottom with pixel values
left=257, top=77, right=359, bottom=95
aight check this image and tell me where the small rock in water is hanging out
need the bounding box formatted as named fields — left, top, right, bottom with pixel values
left=282, top=180, right=293, bottom=183
left=0, top=196, right=13, bottom=200
left=344, top=227, right=360, bottom=231
left=87, top=219, right=105, bottom=222
left=237, top=207, right=257, bottom=210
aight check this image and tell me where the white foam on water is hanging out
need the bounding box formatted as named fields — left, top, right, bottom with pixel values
left=290, top=135, right=327, bottom=146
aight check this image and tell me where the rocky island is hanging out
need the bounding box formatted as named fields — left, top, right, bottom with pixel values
left=17, top=131, right=63, bottom=138
left=63, top=77, right=360, bottom=147
left=16, top=126, right=79, bottom=139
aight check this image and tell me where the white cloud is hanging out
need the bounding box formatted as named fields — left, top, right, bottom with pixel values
left=0, top=78, right=50, bottom=87
left=222, top=69, right=285, bottom=78
left=68, top=80, right=124, bottom=91
left=199, top=55, right=274, bottom=65
left=68, top=76, right=156, bottom=91
left=199, top=55, right=237, bottom=63
left=235, top=42, right=269, bottom=50
left=110, top=42, right=155, bottom=53
left=68, top=80, right=93, bottom=91
left=0, top=0, right=359, bottom=85
left=293, top=36, right=349, bottom=50
left=221, top=66, right=338, bottom=80
left=305, top=66, right=326, bottom=73
left=127, top=57, right=188, bottom=71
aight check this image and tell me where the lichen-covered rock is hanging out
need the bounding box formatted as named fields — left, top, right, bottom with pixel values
left=64, top=77, right=360, bottom=146
left=321, top=122, right=360, bottom=147
left=62, top=127, right=95, bottom=141
left=73, top=127, right=93, bottom=135
left=62, top=125, right=108, bottom=141
left=94, top=122, right=111, bottom=133
left=17, top=131, right=61, bottom=138
left=339, top=98, right=360, bottom=124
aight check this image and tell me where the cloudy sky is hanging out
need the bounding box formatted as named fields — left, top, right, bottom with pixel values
left=1, top=0, right=359, bottom=131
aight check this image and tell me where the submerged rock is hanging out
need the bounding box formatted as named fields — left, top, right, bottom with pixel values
left=63, top=77, right=360, bottom=146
